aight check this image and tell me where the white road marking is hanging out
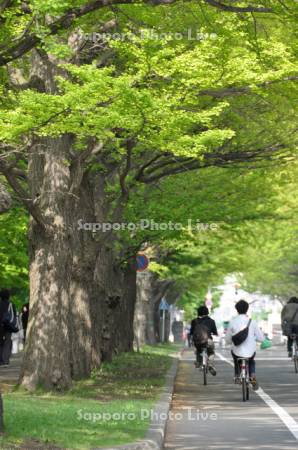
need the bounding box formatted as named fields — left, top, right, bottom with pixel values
left=255, top=357, right=291, bottom=361
left=217, top=352, right=298, bottom=440
left=256, top=356, right=292, bottom=364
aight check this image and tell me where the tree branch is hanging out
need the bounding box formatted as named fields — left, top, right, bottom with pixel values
left=139, top=144, right=286, bottom=183
left=199, top=75, right=298, bottom=98
left=11, top=167, right=27, bottom=180
left=144, top=156, right=194, bottom=175
left=140, top=159, right=209, bottom=183
left=135, top=153, right=172, bottom=181
left=0, top=0, right=13, bottom=15
left=0, top=0, right=179, bottom=66
left=119, top=137, right=135, bottom=198
left=203, top=0, right=273, bottom=13
left=0, top=160, right=45, bottom=227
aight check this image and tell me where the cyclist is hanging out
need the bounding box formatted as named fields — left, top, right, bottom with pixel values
left=190, top=306, right=218, bottom=376
left=226, top=300, right=264, bottom=391
left=281, top=297, right=298, bottom=357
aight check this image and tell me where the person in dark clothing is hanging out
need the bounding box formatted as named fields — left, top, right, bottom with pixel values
left=281, top=296, right=298, bottom=357
left=21, top=302, right=29, bottom=342
left=190, top=306, right=218, bottom=376
left=0, top=289, right=14, bottom=366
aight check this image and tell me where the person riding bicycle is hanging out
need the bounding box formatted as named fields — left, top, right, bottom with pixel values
left=225, top=300, right=264, bottom=391
left=281, top=296, right=298, bottom=357
left=190, top=306, right=218, bottom=376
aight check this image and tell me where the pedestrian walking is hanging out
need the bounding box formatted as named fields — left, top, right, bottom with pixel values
left=21, top=301, right=29, bottom=343
left=0, top=289, right=18, bottom=366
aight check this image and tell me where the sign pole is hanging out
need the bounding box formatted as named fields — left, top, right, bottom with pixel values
left=162, top=309, right=166, bottom=343
left=159, top=298, right=169, bottom=343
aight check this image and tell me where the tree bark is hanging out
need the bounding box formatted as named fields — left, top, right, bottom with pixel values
left=68, top=174, right=99, bottom=378
left=20, top=148, right=138, bottom=387
left=134, top=271, right=174, bottom=345
left=0, top=183, right=11, bottom=213
left=94, top=244, right=130, bottom=361
left=20, top=136, right=73, bottom=390
left=116, top=257, right=137, bottom=353
left=135, top=272, right=158, bottom=346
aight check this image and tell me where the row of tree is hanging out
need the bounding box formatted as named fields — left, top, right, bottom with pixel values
left=0, top=1, right=297, bottom=390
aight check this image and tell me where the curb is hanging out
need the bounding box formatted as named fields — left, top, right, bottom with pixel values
left=94, top=349, right=182, bottom=450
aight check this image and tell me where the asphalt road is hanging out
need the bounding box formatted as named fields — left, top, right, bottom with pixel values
left=163, top=345, right=298, bottom=450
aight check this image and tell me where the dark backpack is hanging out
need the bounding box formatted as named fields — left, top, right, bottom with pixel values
left=2, top=303, right=19, bottom=333
left=282, top=309, right=298, bottom=336
left=232, top=319, right=251, bottom=346
left=193, top=320, right=209, bottom=346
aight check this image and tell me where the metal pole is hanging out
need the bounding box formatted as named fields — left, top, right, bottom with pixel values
left=0, top=393, right=4, bottom=433
left=162, top=309, right=165, bottom=343
left=169, top=305, right=173, bottom=343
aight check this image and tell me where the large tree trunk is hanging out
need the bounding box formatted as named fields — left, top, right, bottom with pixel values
left=94, top=245, right=125, bottom=361
left=116, top=258, right=137, bottom=353
left=134, top=272, right=157, bottom=346
left=68, top=175, right=99, bottom=378
left=21, top=151, right=138, bottom=387
left=20, top=136, right=73, bottom=390
left=134, top=272, right=174, bottom=346
left=90, top=171, right=138, bottom=361
left=95, top=252, right=137, bottom=358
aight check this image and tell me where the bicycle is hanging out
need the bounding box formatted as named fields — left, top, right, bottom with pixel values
left=290, top=334, right=298, bottom=373
left=187, top=333, right=193, bottom=348
left=236, top=358, right=250, bottom=402
left=194, top=347, right=209, bottom=385
left=201, top=347, right=209, bottom=385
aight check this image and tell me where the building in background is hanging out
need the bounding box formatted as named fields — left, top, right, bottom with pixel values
left=213, top=275, right=285, bottom=345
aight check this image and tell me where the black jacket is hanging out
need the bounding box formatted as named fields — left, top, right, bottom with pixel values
left=0, top=299, right=17, bottom=324
left=21, top=303, right=29, bottom=330
left=190, top=316, right=218, bottom=339
left=0, top=299, right=9, bottom=323
left=0, top=299, right=16, bottom=336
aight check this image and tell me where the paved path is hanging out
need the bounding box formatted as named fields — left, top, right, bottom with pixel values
left=0, top=353, right=22, bottom=391
left=164, top=346, right=298, bottom=449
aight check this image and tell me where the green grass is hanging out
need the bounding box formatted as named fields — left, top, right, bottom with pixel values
left=141, top=342, right=181, bottom=357
left=0, top=343, right=181, bottom=450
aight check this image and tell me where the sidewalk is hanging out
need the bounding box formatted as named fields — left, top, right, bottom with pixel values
left=0, top=353, right=22, bottom=391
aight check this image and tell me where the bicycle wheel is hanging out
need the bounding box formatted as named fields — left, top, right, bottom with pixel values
left=242, top=378, right=247, bottom=402
left=246, top=382, right=250, bottom=400
left=203, top=365, right=207, bottom=385
left=294, top=356, right=298, bottom=374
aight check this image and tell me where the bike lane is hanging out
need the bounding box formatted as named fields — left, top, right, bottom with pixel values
left=163, top=348, right=298, bottom=449
left=254, top=346, right=298, bottom=427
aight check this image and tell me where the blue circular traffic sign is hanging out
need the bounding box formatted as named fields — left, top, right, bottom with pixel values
left=136, top=254, right=149, bottom=272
